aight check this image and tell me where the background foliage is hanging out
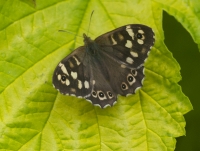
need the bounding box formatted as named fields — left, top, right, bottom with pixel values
left=163, top=12, right=200, bottom=151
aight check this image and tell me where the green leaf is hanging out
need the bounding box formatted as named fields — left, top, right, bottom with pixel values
left=0, top=0, right=195, bottom=150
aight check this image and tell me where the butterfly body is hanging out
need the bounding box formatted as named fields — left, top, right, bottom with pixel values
left=83, top=34, right=99, bottom=56
left=53, top=24, right=155, bottom=108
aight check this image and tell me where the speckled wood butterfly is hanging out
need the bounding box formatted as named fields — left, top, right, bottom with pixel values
left=53, top=24, right=155, bottom=108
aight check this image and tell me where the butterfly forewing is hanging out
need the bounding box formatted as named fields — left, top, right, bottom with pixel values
left=53, top=24, right=155, bottom=108
left=52, top=46, right=93, bottom=98
left=95, top=24, right=155, bottom=68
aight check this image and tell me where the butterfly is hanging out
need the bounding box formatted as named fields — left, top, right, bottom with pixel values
left=52, top=24, right=155, bottom=108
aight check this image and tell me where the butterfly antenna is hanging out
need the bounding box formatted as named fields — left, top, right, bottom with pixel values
left=58, top=30, right=82, bottom=38
left=87, top=10, right=94, bottom=36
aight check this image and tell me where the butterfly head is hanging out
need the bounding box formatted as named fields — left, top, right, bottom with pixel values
left=83, top=33, right=93, bottom=45
left=83, top=33, right=97, bottom=55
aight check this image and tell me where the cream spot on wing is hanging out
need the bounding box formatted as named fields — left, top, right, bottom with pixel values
left=84, top=81, right=89, bottom=89
left=141, top=48, right=147, bottom=54
left=69, top=61, right=74, bottom=68
left=126, top=26, right=134, bottom=40
left=61, top=65, right=69, bottom=76
left=70, top=88, right=76, bottom=93
left=130, top=51, right=138, bottom=57
left=118, top=33, right=124, bottom=41
left=57, top=74, right=61, bottom=81
left=138, top=29, right=144, bottom=34
left=71, top=71, right=77, bottom=79
left=126, top=57, right=134, bottom=64
left=58, top=62, right=63, bottom=67
left=111, top=34, right=117, bottom=45
left=66, top=79, right=70, bottom=86
left=73, top=56, right=81, bottom=66
left=137, top=39, right=144, bottom=45
left=125, top=40, right=132, bottom=48
left=78, top=80, right=82, bottom=89
left=121, top=64, right=126, bottom=68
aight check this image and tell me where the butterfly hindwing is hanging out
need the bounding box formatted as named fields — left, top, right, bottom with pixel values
left=84, top=56, right=117, bottom=108
left=84, top=53, right=145, bottom=108
left=53, top=24, right=155, bottom=108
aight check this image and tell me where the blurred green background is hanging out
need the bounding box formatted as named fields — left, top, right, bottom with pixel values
left=163, top=12, right=200, bottom=151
